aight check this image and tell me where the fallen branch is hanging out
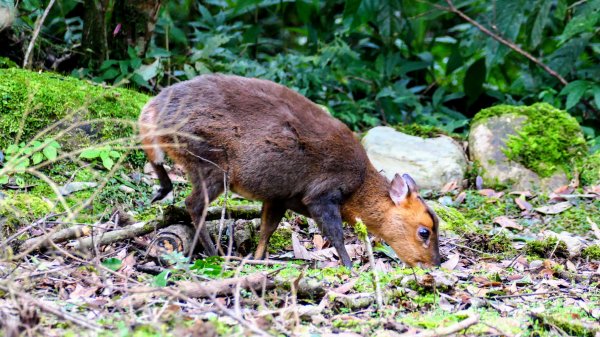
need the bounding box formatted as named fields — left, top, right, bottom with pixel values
left=19, top=224, right=91, bottom=252
left=400, top=313, right=480, bottom=337
left=71, top=220, right=167, bottom=251
left=176, top=271, right=274, bottom=298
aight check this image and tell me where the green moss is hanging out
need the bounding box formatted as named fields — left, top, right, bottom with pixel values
left=458, top=191, right=519, bottom=225
left=392, top=123, right=462, bottom=139
left=472, top=103, right=587, bottom=178
left=466, top=232, right=513, bottom=253
left=0, top=68, right=150, bottom=150
left=525, top=237, right=569, bottom=259
left=0, top=192, right=52, bottom=233
left=267, top=227, right=292, bottom=253
left=582, top=245, right=600, bottom=260
left=580, top=152, right=600, bottom=186
left=430, top=203, right=477, bottom=234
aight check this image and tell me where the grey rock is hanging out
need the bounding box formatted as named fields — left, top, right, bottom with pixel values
left=59, top=182, right=98, bottom=196
left=362, top=126, right=468, bottom=191
left=469, top=114, right=568, bottom=192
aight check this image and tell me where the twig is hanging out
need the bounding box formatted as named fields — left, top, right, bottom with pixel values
left=365, top=235, right=383, bottom=308
left=23, top=0, right=57, bottom=68
left=399, top=313, right=480, bottom=337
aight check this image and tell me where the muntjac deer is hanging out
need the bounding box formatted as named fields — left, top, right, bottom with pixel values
left=139, top=74, right=441, bottom=268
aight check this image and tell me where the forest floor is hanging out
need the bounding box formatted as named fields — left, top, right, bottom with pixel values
left=0, top=160, right=599, bottom=337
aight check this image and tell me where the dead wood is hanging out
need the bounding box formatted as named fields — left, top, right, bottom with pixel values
left=72, top=220, right=168, bottom=251
left=19, top=224, right=92, bottom=252
left=177, top=272, right=274, bottom=298
left=147, top=224, right=196, bottom=259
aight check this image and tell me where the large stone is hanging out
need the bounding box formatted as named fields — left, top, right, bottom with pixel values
left=469, top=114, right=568, bottom=191
left=361, top=126, right=468, bottom=191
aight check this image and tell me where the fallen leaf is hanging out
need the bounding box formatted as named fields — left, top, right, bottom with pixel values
left=494, top=216, right=523, bottom=231
left=566, top=260, right=577, bottom=272
left=441, top=180, right=458, bottom=193
left=534, top=201, right=572, bottom=214
left=514, top=197, right=533, bottom=211
left=313, top=234, right=325, bottom=250
left=331, top=277, right=359, bottom=294
left=441, top=253, right=460, bottom=270
left=438, top=295, right=454, bottom=311
left=454, top=191, right=466, bottom=206
left=292, top=233, right=312, bottom=260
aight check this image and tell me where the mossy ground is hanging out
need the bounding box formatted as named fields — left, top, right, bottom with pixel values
left=472, top=103, right=587, bottom=178
left=0, top=68, right=149, bottom=152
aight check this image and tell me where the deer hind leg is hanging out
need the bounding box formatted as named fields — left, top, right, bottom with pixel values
left=254, top=201, right=286, bottom=260
left=185, top=165, right=224, bottom=256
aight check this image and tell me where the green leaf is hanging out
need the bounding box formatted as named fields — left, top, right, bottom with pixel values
left=531, top=0, right=552, bottom=48
left=32, top=152, right=44, bottom=165
left=593, top=85, right=600, bottom=110
left=102, top=156, right=114, bottom=170
left=560, top=80, right=590, bottom=109
left=15, top=158, right=30, bottom=171
left=134, top=59, right=160, bottom=81
left=46, top=139, right=61, bottom=149
left=5, top=144, right=18, bottom=154
left=463, top=58, right=487, bottom=99
left=102, top=258, right=122, bottom=271
left=43, top=146, right=58, bottom=161
left=559, top=7, right=599, bottom=43
left=153, top=270, right=170, bottom=287
left=445, top=46, right=463, bottom=75
left=0, top=175, right=8, bottom=185
left=80, top=149, right=101, bottom=159
left=109, top=150, right=121, bottom=159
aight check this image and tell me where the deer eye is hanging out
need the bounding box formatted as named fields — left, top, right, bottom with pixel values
left=418, top=227, right=430, bottom=241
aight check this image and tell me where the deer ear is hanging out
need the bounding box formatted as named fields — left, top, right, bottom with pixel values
left=390, top=173, right=410, bottom=205
left=402, top=173, right=419, bottom=194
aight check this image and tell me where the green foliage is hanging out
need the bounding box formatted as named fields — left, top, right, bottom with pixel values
left=152, top=270, right=170, bottom=287
left=0, top=68, right=149, bottom=151
left=581, top=245, right=600, bottom=261
left=101, top=258, right=122, bottom=271
left=79, top=146, right=122, bottom=170
left=190, top=256, right=224, bottom=277
left=6, top=0, right=600, bottom=133
left=525, top=237, right=569, bottom=259
left=0, top=138, right=61, bottom=186
left=473, top=103, right=587, bottom=177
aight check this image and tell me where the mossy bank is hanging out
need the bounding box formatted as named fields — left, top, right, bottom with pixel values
left=0, top=68, right=150, bottom=150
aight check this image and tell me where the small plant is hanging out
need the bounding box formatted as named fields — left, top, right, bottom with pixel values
left=0, top=138, right=61, bottom=186
left=79, top=146, right=122, bottom=170
left=190, top=256, right=224, bottom=278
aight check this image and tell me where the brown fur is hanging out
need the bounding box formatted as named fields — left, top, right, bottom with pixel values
left=138, top=74, right=440, bottom=267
